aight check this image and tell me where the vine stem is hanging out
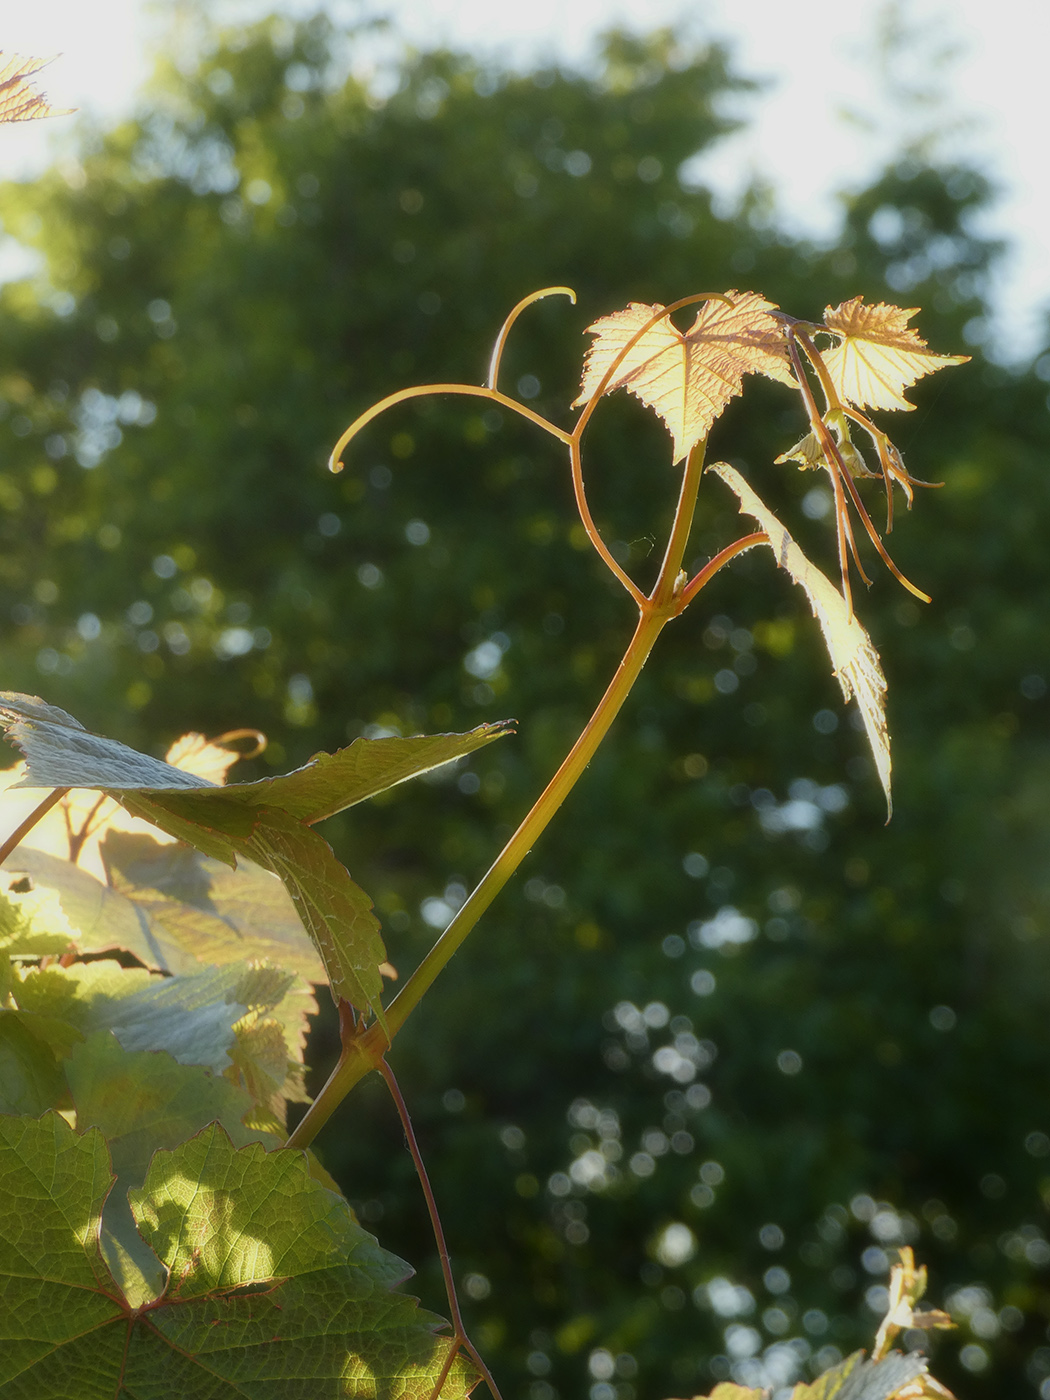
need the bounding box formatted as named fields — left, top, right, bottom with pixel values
left=285, top=442, right=718, bottom=1151
left=285, top=603, right=671, bottom=1147
left=377, top=1053, right=506, bottom=1400
left=0, top=787, right=69, bottom=869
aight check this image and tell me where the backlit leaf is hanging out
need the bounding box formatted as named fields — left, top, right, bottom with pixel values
left=119, top=795, right=387, bottom=1016
left=66, top=1031, right=260, bottom=1307
left=3, top=835, right=328, bottom=982
left=0, top=54, right=69, bottom=124
left=0, top=1113, right=476, bottom=1398
left=573, top=291, right=794, bottom=462
left=212, top=722, right=513, bottom=823
left=0, top=693, right=512, bottom=1013
left=821, top=298, right=969, bottom=413
left=100, top=830, right=327, bottom=980
left=710, top=463, right=891, bottom=815
left=0, top=692, right=509, bottom=811
left=0, top=694, right=506, bottom=1018
left=0, top=880, right=76, bottom=958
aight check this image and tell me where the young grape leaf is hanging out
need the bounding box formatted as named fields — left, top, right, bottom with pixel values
left=165, top=729, right=256, bottom=783
left=710, top=463, right=891, bottom=815
left=701, top=1386, right=764, bottom=1399
left=0, top=53, right=70, bottom=124
left=0, top=1113, right=477, bottom=1398
left=573, top=291, right=794, bottom=462
left=820, top=298, right=969, bottom=413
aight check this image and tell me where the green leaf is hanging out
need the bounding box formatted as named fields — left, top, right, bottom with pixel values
left=0, top=693, right=501, bottom=1017
left=0, top=691, right=509, bottom=818
left=117, top=797, right=387, bottom=1017
left=8, top=835, right=328, bottom=982
left=0, top=1113, right=476, bottom=1398
left=0, top=882, right=76, bottom=958
left=101, top=829, right=327, bottom=980
left=66, top=1030, right=262, bottom=1307
left=0, top=1012, right=66, bottom=1114
left=1, top=846, right=173, bottom=968
left=8, top=953, right=314, bottom=1131
left=0, top=692, right=215, bottom=791
left=205, top=722, right=513, bottom=823
left=0, top=1113, right=122, bottom=1387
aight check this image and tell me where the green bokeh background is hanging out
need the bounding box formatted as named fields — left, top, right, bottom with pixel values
left=2, top=14, right=1049, bottom=1398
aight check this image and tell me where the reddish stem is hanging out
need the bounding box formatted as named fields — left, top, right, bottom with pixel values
left=377, top=1055, right=506, bottom=1400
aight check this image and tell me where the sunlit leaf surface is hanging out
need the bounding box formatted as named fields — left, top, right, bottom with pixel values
left=711, top=463, right=891, bottom=815
left=0, top=54, right=69, bottom=124
left=574, top=292, right=794, bottom=461
left=820, top=297, right=969, bottom=413
left=0, top=693, right=510, bottom=1017
left=0, top=1114, right=477, bottom=1397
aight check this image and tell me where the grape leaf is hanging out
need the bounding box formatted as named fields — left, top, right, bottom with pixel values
left=0, top=1012, right=66, bottom=1114
left=0, top=54, right=70, bottom=124
left=789, top=1349, right=930, bottom=1399
left=573, top=291, right=794, bottom=462
left=4, top=837, right=326, bottom=981
left=0, top=881, right=76, bottom=958
left=820, top=298, right=969, bottom=413
left=0, top=1113, right=120, bottom=1386
left=9, top=954, right=313, bottom=1120
left=165, top=729, right=255, bottom=783
left=100, top=830, right=327, bottom=980
left=66, top=1031, right=262, bottom=1308
left=117, top=794, right=388, bottom=1015
left=710, top=462, right=891, bottom=815
left=0, top=1113, right=477, bottom=1398
left=0, top=694, right=511, bottom=1015
left=1, top=847, right=168, bottom=967
left=675, top=1352, right=940, bottom=1400
left=0, top=692, right=509, bottom=812
left=208, top=723, right=513, bottom=823
left=0, top=693, right=214, bottom=791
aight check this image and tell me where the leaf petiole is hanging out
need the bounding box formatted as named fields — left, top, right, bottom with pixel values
left=0, top=786, right=69, bottom=870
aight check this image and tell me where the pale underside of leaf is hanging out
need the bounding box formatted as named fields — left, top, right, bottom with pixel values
left=821, top=297, right=969, bottom=413
left=0, top=693, right=510, bottom=1019
left=789, top=1348, right=929, bottom=1400
left=0, top=693, right=214, bottom=791
left=3, top=837, right=327, bottom=981
left=0, top=54, right=70, bottom=124
left=574, top=292, right=795, bottom=462
left=710, top=463, right=891, bottom=816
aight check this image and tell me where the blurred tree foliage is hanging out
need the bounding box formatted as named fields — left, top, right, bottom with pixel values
left=1, top=13, right=1050, bottom=1399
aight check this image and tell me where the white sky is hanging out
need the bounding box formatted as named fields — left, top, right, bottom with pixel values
left=1, top=0, right=1048, bottom=362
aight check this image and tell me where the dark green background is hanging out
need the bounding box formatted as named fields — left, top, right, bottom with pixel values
left=2, top=14, right=1049, bottom=1398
